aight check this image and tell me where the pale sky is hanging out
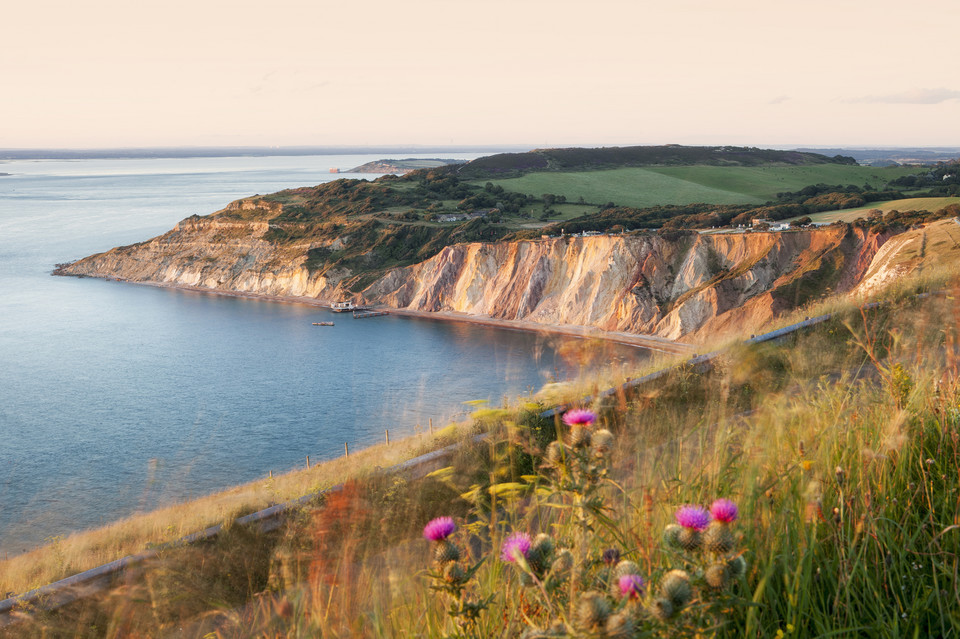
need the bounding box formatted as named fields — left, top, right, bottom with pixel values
left=3, top=0, right=959, bottom=149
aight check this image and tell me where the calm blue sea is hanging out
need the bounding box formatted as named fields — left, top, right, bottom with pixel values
left=0, top=154, right=647, bottom=556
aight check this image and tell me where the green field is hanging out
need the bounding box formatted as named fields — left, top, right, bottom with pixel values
left=796, top=197, right=960, bottom=223
left=478, top=165, right=923, bottom=209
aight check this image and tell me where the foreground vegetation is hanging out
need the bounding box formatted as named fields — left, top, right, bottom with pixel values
left=9, top=262, right=960, bottom=637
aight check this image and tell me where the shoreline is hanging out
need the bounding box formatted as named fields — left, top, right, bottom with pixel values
left=101, top=277, right=694, bottom=354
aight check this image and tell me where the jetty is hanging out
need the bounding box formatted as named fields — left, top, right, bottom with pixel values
left=352, top=310, right=389, bottom=319
left=311, top=321, right=334, bottom=326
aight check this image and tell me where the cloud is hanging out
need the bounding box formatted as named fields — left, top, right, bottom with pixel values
left=849, top=88, right=960, bottom=105
left=767, top=95, right=790, bottom=105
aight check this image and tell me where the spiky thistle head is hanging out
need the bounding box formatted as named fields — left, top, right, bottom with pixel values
left=562, top=408, right=597, bottom=427
left=612, top=559, right=640, bottom=581
left=545, top=441, right=563, bottom=464
left=602, top=548, right=621, bottom=566
left=443, top=562, right=467, bottom=585
left=704, top=520, right=736, bottom=554
left=528, top=533, right=555, bottom=573
left=660, top=569, right=692, bottom=608
left=605, top=612, right=634, bottom=638
left=649, top=597, right=674, bottom=621
left=704, top=562, right=730, bottom=589
left=675, top=505, right=710, bottom=530
left=501, top=531, right=532, bottom=563
left=576, top=591, right=612, bottom=631
left=727, top=554, right=748, bottom=579
left=423, top=516, right=456, bottom=542
left=434, top=540, right=460, bottom=564
left=568, top=426, right=592, bottom=448
left=591, top=428, right=615, bottom=455
left=710, top=498, right=739, bottom=523
left=617, top=574, right=645, bottom=600
left=662, top=523, right=683, bottom=548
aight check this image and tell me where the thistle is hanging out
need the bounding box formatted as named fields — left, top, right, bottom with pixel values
left=562, top=408, right=597, bottom=427
left=591, top=428, right=615, bottom=455
left=662, top=523, right=683, bottom=548
left=612, top=559, right=641, bottom=582
left=568, top=426, right=592, bottom=448
left=660, top=569, right=692, bottom=608
left=528, top=533, right=555, bottom=574
left=576, top=591, right=612, bottom=631
left=605, top=612, right=634, bottom=638
left=617, top=574, right=645, bottom=600
left=501, top=531, right=532, bottom=563
left=551, top=548, right=573, bottom=574
left=545, top=441, right=563, bottom=464
left=704, top=562, right=730, bottom=589
left=443, top=562, right=467, bottom=585
left=675, top=505, right=710, bottom=551
left=703, top=521, right=735, bottom=554
left=434, top=540, right=461, bottom=564
left=727, top=555, right=748, bottom=579
left=649, top=597, right=674, bottom=621
left=423, top=516, right=457, bottom=542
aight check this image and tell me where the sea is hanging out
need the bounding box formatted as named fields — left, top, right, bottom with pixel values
left=0, top=152, right=648, bottom=557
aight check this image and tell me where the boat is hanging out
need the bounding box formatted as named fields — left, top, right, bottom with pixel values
left=312, top=321, right=334, bottom=326
left=331, top=301, right=362, bottom=312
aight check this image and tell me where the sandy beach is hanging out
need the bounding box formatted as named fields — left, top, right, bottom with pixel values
left=114, top=279, right=694, bottom=354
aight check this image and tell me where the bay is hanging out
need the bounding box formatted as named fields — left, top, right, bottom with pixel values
left=0, top=153, right=647, bottom=556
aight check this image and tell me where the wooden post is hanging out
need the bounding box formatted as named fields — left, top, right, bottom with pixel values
left=344, top=442, right=349, bottom=457
left=306, top=455, right=310, bottom=469
left=385, top=429, right=390, bottom=444
left=269, top=470, right=273, bottom=478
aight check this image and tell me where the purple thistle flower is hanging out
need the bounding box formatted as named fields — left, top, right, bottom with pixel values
left=500, top=531, right=532, bottom=562
left=602, top=548, right=621, bottom=566
left=710, top=498, right=739, bottom=523
left=562, top=408, right=597, bottom=427
left=618, top=574, right=645, bottom=599
left=675, top=505, right=710, bottom=531
left=423, top=516, right=456, bottom=541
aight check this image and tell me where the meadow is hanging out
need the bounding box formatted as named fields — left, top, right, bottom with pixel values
left=795, top=196, right=960, bottom=224
left=477, top=165, right=923, bottom=210
left=8, top=261, right=960, bottom=637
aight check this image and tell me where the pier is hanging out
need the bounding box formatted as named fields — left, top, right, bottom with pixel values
left=352, top=310, right=389, bottom=319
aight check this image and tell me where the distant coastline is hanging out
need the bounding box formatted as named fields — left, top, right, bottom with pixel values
left=0, top=145, right=531, bottom=161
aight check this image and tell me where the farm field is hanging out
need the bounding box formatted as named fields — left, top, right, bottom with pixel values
left=796, top=196, right=960, bottom=223
left=479, top=165, right=924, bottom=209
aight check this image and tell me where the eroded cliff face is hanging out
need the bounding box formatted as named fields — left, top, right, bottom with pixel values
left=61, top=202, right=352, bottom=300
left=363, top=227, right=887, bottom=340
left=61, top=211, right=902, bottom=342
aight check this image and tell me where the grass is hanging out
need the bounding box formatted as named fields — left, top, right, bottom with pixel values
left=786, top=196, right=960, bottom=224
left=476, top=165, right=923, bottom=210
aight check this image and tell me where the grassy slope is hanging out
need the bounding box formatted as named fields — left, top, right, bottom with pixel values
left=795, top=196, right=960, bottom=223
left=13, top=263, right=960, bottom=637
left=479, top=165, right=922, bottom=209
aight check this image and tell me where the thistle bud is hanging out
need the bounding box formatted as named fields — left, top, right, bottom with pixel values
left=434, top=540, right=460, bottom=564
left=649, top=596, right=674, bottom=621
left=704, top=521, right=735, bottom=554
left=727, top=555, right=747, bottom=579
left=677, top=527, right=702, bottom=551
left=545, top=441, right=563, bottom=464
left=660, top=569, right=692, bottom=608
left=551, top=549, right=573, bottom=575
left=605, top=612, right=634, bottom=638
left=568, top=426, right=592, bottom=448
left=591, top=428, right=615, bottom=455
left=576, top=591, right=612, bottom=630
left=528, top=534, right=555, bottom=574
left=704, top=562, right=730, bottom=589
left=835, top=466, right=845, bottom=487
left=662, top=523, right=683, bottom=548
left=443, top=562, right=466, bottom=585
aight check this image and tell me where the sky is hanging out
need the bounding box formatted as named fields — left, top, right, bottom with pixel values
left=3, top=0, right=959, bottom=149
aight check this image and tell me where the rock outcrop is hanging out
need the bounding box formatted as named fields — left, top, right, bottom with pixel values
left=60, top=205, right=913, bottom=342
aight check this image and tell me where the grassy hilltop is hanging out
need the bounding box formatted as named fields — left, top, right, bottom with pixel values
left=204, top=146, right=954, bottom=292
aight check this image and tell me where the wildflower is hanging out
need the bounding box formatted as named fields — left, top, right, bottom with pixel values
left=676, top=505, right=710, bottom=530
left=704, top=562, right=730, bottom=589
left=501, top=531, right=532, bottom=563
left=675, top=505, right=709, bottom=550
left=605, top=612, right=634, bottom=638
left=617, top=574, right=645, bottom=599
left=704, top=521, right=735, bottom=553
left=602, top=548, right=621, bottom=566
left=562, top=408, right=597, bottom=427
left=423, top=516, right=456, bottom=542
left=649, top=597, right=674, bottom=621
left=710, top=498, right=738, bottom=523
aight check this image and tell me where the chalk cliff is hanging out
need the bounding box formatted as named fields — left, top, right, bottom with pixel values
left=60, top=202, right=908, bottom=342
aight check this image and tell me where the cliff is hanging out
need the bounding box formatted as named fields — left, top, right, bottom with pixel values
left=60, top=207, right=905, bottom=342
